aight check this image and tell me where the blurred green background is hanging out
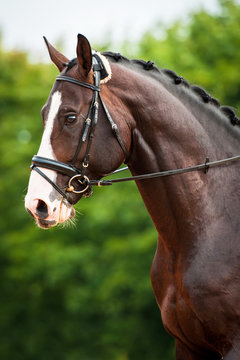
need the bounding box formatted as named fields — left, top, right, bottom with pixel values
left=1, top=1, right=240, bottom=359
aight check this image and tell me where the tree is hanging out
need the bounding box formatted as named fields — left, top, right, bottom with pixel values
left=135, top=0, right=240, bottom=109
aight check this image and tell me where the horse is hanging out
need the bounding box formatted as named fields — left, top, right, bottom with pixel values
left=25, top=34, right=240, bottom=359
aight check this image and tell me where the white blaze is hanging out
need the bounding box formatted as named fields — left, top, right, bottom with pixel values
left=25, top=91, right=62, bottom=205
left=36, top=90, right=62, bottom=187
left=25, top=89, right=74, bottom=227
left=38, top=91, right=62, bottom=159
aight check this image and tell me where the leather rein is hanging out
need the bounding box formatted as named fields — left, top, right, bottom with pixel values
left=31, top=55, right=240, bottom=203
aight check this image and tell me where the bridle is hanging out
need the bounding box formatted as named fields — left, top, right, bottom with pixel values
left=31, top=54, right=128, bottom=202
left=31, top=54, right=240, bottom=204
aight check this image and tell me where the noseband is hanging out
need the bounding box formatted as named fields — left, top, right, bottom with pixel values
left=31, top=54, right=128, bottom=202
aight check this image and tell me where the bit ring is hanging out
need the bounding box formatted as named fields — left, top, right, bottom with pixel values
left=67, top=175, right=90, bottom=194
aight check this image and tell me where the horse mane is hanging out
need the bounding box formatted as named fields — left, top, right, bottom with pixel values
left=102, top=51, right=240, bottom=128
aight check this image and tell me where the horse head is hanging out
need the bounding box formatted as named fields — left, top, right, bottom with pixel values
left=25, top=34, right=131, bottom=228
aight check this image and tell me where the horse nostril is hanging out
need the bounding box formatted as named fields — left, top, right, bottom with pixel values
left=35, top=200, right=49, bottom=219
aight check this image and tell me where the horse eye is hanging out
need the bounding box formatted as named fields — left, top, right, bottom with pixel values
left=65, top=115, right=77, bottom=125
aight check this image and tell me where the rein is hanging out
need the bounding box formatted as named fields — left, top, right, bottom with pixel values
left=31, top=55, right=240, bottom=202
left=94, top=154, right=240, bottom=186
left=33, top=153, right=240, bottom=187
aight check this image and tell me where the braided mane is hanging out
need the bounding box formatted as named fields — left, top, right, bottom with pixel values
left=102, top=51, right=240, bottom=128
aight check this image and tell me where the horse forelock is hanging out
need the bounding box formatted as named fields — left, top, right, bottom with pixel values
left=65, top=58, right=78, bottom=71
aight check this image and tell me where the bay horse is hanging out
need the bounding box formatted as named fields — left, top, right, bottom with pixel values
left=25, top=34, right=240, bottom=359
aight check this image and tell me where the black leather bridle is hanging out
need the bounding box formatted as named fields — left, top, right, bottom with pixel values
left=31, top=54, right=240, bottom=204
left=31, top=54, right=128, bottom=202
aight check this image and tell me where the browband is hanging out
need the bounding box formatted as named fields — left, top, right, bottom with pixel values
left=56, top=75, right=100, bottom=91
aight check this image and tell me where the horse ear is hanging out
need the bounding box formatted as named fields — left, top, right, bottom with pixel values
left=43, top=36, right=69, bottom=72
left=76, top=34, right=92, bottom=77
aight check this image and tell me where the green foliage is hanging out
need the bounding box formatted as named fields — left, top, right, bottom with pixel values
left=134, top=0, right=240, bottom=110
left=1, top=0, right=240, bottom=358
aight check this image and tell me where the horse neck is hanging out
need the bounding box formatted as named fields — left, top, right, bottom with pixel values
left=108, top=63, right=240, bottom=250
